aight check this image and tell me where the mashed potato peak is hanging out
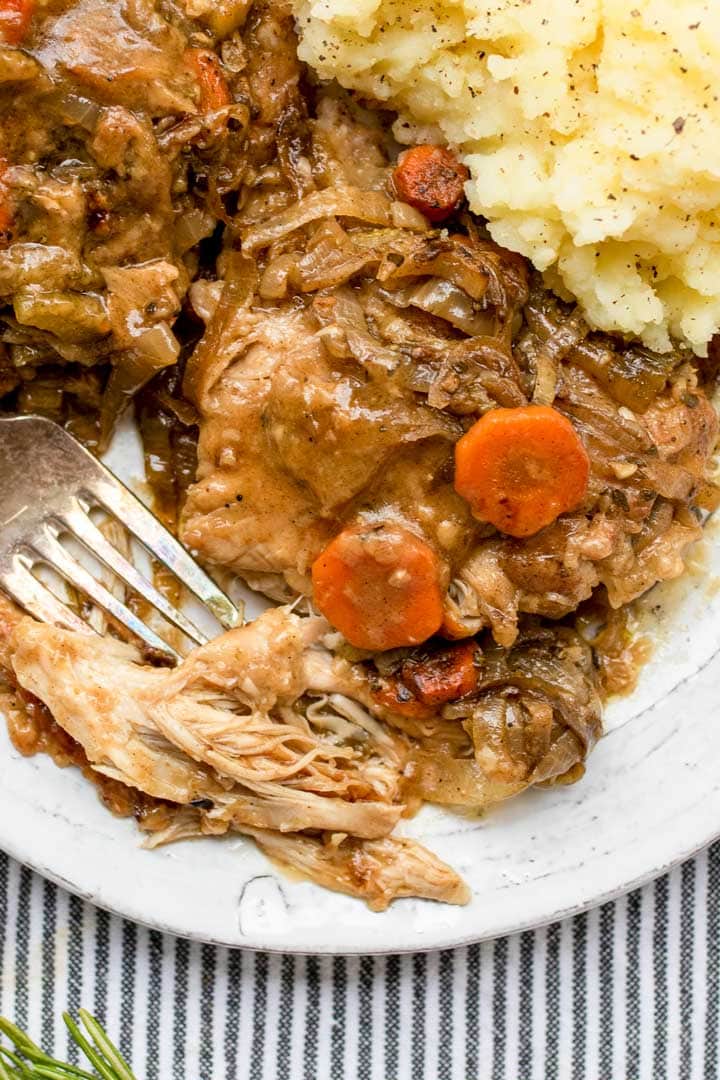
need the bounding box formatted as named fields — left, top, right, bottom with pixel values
left=294, top=0, right=720, bottom=354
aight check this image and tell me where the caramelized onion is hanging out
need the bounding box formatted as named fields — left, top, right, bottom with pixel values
left=99, top=340, right=178, bottom=448
left=134, top=322, right=180, bottom=365
left=240, top=188, right=395, bottom=254
left=55, top=92, right=101, bottom=130
left=404, top=750, right=524, bottom=808
left=532, top=352, right=558, bottom=406
left=183, top=254, right=258, bottom=407
left=378, top=241, right=490, bottom=302
left=174, top=209, right=216, bottom=253
left=312, top=289, right=399, bottom=370
left=389, top=200, right=429, bottom=231
left=571, top=339, right=679, bottom=413
left=389, top=278, right=495, bottom=336
left=258, top=252, right=297, bottom=299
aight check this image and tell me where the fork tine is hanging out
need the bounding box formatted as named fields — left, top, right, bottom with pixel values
left=29, top=530, right=179, bottom=661
left=0, top=558, right=93, bottom=636
left=0, top=415, right=241, bottom=643
left=60, top=504, right=209, bottom=647
left=88, top=476, right=241, bottom=631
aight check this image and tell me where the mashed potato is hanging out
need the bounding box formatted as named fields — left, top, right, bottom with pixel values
left=294, top=0, right=720, bottom=354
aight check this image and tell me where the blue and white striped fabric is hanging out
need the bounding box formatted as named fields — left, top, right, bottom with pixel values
left=0, top=845, right=716, bottom=1079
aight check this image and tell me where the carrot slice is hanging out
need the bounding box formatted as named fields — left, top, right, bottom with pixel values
left=185, top=48, right=232, bottom=112
left=311, top=522, right=444, bottom=651
left=454, top=405, right=590, bottom=538
left=0, top=0, right=34, bottom=44
left=392, top=145, right=469, bottom=223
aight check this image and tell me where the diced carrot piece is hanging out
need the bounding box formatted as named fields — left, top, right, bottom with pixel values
left=0, top=0, right=34, bottom=44
left=402, top=641, right=479, bottom=705
left=392, top=145, right=469, bottom=223
left=311, top=522, right=445, bottom=651
left=185, top=48, right=232, bottom=112
left=372, top=641, right=479, bottom=718
left=454, top=405, right=590, bottom=538
left=372, top=682, right=435, bottom=720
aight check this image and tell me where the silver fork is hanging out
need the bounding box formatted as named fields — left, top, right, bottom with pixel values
left=0, top=415, right=241, bottom=661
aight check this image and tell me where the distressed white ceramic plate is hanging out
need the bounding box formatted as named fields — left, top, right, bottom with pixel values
left=1, top=414, right=719, bottom=954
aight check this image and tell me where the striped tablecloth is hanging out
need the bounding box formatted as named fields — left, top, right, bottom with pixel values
left=0, top=844, right=715, bottom=1080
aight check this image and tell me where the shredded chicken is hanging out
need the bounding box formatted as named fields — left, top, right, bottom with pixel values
left=9, top=609, right=408, bottom=835
left=7, top=608, right=475, bottom=905
left=143, top=809, right=469, bottom=911
left=242, top=828, right=471, bottom=911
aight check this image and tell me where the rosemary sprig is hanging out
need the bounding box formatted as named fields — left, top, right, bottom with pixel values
left=0, top=1013, right=137, bottom=1080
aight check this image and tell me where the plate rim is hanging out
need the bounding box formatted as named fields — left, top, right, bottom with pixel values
left=1, top=813, right=717, bottom=955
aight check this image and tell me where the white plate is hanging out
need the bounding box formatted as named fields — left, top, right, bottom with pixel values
left=1, top=414, right=719, bottom=954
